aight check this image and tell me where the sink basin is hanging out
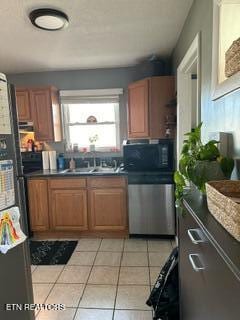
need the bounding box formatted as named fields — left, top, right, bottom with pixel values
left=61, top=168, right=94, bottom=173
left=60, top=167, right=120, bottom=174
left=92, top=167, right=118, bottom=173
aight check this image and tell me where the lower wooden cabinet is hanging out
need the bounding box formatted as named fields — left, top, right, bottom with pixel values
left=50, top=189, right=88, bottom=231
left=89, top=188, right=127, bottom=231
left=27, top=179, right=49, bottom=231
left=27, top=176, right=128, bottom=235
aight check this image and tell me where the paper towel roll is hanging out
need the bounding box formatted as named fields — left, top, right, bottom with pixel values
left=42, top=151, right=49, bottom=170
left=49, top=151, right=57, bottom=170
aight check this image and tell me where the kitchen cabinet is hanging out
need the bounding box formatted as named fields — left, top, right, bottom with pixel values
left=16, top=88, right=32, bottom=121
left=127, top=76, right=175, bottom=139
left=88, top=177, right=127, bottom=231
left=16, top=86, right=62, bottom=142
left=27, top=179, right=49, bottom=231
left=27, top=176, right=128, bottom=236
left=179, top=190, right=240, bottom=319
left=128, top=79, right=149, bottom=138
left=30, top=87, right=62, bottom=142
left=48, top=178, right=88, bottom=231
left=89, top=188, right=127, bottom=231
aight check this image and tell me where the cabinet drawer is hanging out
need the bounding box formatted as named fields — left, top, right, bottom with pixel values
left=179, top=208, right=240, bottom=320
left=49, top=178, right=86, bottom=189
left=88, top=177, right=126, bottom=188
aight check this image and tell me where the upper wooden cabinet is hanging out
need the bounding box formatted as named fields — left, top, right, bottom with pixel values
left=128, top=79, right=149, bottom=138
left=16, top=89, right=31, bottom=121
left=30, top=87, right=62, bottom=142
left=127, top=76, right=175, bottom=139
left=16, top=86, right=62, bottom=142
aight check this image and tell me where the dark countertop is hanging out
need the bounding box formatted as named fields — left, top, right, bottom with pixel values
left=24, top=168, right=128, bottom=178
left=183, top=188, right=240, bottom=279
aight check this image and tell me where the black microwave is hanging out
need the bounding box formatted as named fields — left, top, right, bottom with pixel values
left=123, top=139, right=174, bottom=172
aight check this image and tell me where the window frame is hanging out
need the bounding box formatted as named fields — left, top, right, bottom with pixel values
left=60, top=89, right=122, bottom=152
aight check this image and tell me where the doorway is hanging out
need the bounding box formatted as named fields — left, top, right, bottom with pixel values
left=176, top=33, right=201, bottom=164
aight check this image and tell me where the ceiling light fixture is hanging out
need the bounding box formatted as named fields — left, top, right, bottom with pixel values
left=29, top=8, right=69, bottom=31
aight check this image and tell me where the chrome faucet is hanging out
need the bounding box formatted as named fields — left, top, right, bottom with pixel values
left=113, top=160, right=118, bottom=170
left=82, top=150, right=97, bottom=169
left=84, top=160, right=91, bottom=168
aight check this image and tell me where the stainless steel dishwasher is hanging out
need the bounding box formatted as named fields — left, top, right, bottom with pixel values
left=128, top=172, right=175, bottom=235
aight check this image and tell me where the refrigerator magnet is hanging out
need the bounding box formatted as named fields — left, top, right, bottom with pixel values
left=0, top=206, right=27, bottom=254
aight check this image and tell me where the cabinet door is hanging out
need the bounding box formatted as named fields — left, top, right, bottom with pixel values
left=16, top=89, right=31, bottom=121
left=27, top=179, right=49, bottom=231
left=30, top=88, right=54, bottom=141
left=50, top=189, right=88, bottom=231
left=128, top=79, right=149, bottom=138
left=89, top=188, right=127, bottom=231
left=149, top=76, right=175, bottom=139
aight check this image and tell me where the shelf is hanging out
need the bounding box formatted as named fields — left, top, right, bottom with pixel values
left=68, top=121, right=115, bottom=126
left=165, top=122, right=176, bottom=126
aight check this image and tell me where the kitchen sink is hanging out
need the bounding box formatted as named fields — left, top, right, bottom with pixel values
left=60, top=167, right=120, bottom=174
left=60, top=168, right=94, bottom=173
left=92, top=167, right=117, bottom=173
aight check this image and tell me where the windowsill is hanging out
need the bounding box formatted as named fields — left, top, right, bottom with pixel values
left=64, top=150, right=122, bottom=157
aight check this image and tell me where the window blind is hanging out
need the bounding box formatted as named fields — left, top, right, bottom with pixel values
left=60, top=88, right=123, bottom=104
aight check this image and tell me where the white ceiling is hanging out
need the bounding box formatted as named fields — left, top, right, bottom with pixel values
left=0, top=0, right=193, bottom=74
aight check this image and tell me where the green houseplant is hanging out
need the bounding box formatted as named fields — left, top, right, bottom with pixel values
left=174, top=123, right=234, bottom=206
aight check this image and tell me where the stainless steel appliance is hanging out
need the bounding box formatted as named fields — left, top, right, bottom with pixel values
left=128, top=172, right=175, bottom=235
left=0, top=73, right=34, bottom=320
left=123, top=140, right=175, bottom=236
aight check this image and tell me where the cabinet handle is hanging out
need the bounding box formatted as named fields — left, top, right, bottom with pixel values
left=187, top=229, right=205, bottom=244
left=189, top=254, right=205, bottom=272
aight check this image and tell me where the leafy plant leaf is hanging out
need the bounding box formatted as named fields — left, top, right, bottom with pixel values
left=220, top=157, right=234, bottom=179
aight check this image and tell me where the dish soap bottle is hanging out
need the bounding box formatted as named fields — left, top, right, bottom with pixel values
left=58, top=153, right=65, bottom=170
left=69, top=158, right=76, bottom=170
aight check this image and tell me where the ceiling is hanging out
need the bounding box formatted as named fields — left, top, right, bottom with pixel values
left=0, top=0, right=193, bottom=74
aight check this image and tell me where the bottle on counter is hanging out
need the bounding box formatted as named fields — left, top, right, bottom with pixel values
left=27, top=139, right=34, bottom=152
left=58, top=153, right=65, bottom=170
left=69, top=158, right=76, bottom=170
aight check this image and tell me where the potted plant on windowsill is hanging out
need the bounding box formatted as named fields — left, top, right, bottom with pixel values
left=174, top=123, right=234, bottom=207
left=89, top=134, right=99, bottom=152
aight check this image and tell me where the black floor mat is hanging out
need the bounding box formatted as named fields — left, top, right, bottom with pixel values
left=30, top=240, right=77, bottom=265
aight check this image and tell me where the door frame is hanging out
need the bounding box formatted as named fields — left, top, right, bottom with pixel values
left=177, top=33, right=201, bottom=164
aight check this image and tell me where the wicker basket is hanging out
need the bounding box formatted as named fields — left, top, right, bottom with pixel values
left=225, top=37, right=240, bottom=78
left=206, top=181, right=240, bottom=242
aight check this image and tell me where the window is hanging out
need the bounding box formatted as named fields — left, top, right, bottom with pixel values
left=61, top=89, right=122, bottom=152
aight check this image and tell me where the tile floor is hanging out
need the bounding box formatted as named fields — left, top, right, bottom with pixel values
left=32, top=238, right=175, bottom=320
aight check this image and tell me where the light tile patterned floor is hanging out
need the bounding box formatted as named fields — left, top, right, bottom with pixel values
left=32, top=238, right=174, bottom=320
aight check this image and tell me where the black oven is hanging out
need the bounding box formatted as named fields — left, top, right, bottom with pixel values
left=123, top=139, right=174, bottom=172
left=21, top=152, right=42, bottom=174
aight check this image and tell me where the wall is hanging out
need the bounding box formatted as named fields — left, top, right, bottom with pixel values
left=172, top=0, right=240, bottom=177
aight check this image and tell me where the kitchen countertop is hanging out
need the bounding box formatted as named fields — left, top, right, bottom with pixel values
left=24, top=168, right=128, bottom=178
left=183, top=188, right=240, bottom=279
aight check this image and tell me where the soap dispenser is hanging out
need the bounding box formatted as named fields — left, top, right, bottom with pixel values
left=69, top=158, right=76, bottom=170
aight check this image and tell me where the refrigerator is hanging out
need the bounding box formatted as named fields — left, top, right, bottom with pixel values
left=0, top=73, right=34, bottom=320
